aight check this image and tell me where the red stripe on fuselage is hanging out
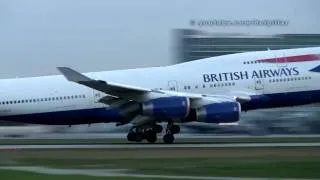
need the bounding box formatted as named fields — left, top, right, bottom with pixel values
left=257, top=54, right=320, bottom=63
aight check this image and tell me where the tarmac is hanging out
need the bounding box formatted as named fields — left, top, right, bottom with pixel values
left=2, top=133, right=320, bottom=139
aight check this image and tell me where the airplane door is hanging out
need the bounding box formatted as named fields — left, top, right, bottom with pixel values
left=168, top=80, right=179, bottom=91
left=89, top=74, right=104, bottom=106
left=90, top=90, right=102, bottom=108
left=254, top=78, right=264, bottom=93
left=93, top=90, right=102, bottom=104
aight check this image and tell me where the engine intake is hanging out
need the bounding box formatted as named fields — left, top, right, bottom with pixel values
left=142, top=96, right=190, bottom=118
left=195, top=102, right=241, bottom=123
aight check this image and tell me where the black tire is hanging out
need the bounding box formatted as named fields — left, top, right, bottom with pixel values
left=170, top=125, right=180, bottom=134
left=163, top=133, right=174, bottom=144
left=135, top=132, right=144, bottom=142
left=154, top=124, right=163, bottom=133
left=127, top=132, right=136, bottom=142
left=146, top=131, right=157, bottom=143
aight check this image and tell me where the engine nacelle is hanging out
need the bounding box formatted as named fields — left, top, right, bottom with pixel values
left=195, top=102, right=241, bottom=123
left=142, top=96, right=190, bottom=118
left=102, top=101, right=141, bottom=122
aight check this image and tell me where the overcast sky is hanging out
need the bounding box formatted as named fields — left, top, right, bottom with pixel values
left=0, top=0, right=319, bottom=78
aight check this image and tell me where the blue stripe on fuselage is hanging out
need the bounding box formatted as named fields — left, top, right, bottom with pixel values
left=0, top=107, right=123, bottom=125
left=242, top=90, right=320, bottom=111
left=1, top=90, right=320, bottom=125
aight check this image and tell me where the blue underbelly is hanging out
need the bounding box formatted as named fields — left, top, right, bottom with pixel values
left=242, top=90, right=320, bottom=111
left=0, top=108, right=122, bottom=125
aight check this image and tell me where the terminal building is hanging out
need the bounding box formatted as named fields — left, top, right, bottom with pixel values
left=172, top=29, right=320, bottom=134
left=173, top=29, right=320, bottom=63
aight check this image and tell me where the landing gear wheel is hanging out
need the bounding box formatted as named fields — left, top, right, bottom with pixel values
left=127, top=132, right=136, bottom=142
left=170, top=125, right=180, bottom=134
left=163, top=133, right=174, bottom=144
left=154, top=124, right=163, bottom=133
left=127, top=131, right=144, bottom=142
left=146, top=130, right=157, bottom=143
left=134, top=132, right=144, bottom=142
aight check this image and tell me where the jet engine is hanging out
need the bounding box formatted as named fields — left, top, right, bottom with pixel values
left=141, top=96, right=190, bottom=118
left=190, top=102, right=241, bottom=123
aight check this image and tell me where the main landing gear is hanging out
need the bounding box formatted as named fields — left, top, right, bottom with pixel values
left=127, top=124, right=163, bottom=143
left=126, top=121, right=180, bottom=144
left=163, top=120, right=180, bottom=144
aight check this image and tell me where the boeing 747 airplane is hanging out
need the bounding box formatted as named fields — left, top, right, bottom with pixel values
left=1, top=47, right=320, bottom=143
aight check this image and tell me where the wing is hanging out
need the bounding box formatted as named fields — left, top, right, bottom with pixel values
left=57, top=67, right=252, bottom=104
left=57, top=67, right=155, bottom=102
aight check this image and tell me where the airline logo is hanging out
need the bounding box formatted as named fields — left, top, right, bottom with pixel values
left=203, top=67, right=299, bottom=83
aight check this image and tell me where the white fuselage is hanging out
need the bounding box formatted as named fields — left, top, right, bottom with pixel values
left=1, top=47, right=320, bottom=124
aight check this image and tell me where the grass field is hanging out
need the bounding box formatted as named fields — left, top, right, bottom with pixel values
left=0, top=147, right=320, bottom=179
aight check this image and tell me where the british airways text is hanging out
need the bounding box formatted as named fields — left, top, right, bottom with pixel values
left=203, top=67, right=299, bottom=82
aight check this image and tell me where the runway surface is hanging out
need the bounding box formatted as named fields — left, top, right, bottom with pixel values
left=1, top=142, right=320, bottom=149
left=2, top=133, right=320, bottom=139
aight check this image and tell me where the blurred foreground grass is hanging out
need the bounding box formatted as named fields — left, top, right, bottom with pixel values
left=0, top=170, right=157, bottom=180
left=0, top=147, right=320, bottom=179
